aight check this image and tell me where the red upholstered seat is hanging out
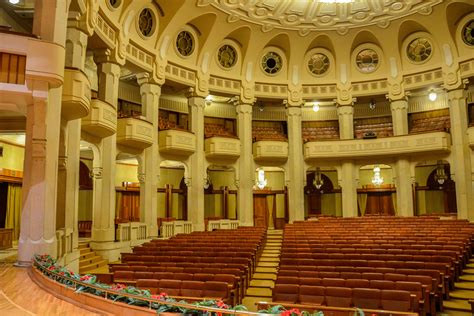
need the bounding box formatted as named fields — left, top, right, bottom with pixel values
left=325, top=287, right=352, bottom=308
left=180, top=280, right=204, bottom=297
left=381, top=289, right=413, bottom=312
left=299, top=285, right=325, bottom=305
left=272, top=284, right=299, bottom=304
left=352, top=288, right=381, bottom=309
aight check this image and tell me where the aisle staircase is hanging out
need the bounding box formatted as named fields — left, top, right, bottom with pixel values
left=440, top=259, right=474, bottom=316
left=78, top=242, right=108, bottom=274
left=242, top=229, right=282, bottom=311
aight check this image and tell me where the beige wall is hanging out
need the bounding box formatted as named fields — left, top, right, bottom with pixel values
left=157, top=167, right=185, bottom=219
left=115, top=163, right=138, bottom=186
left=415, top=165, right=445, bottom=214
left=359, top=166, right=394, bottom=186
left=0, top=141, right=24, bottom=171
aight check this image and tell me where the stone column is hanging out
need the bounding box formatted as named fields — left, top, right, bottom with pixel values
left=186, top=90, right=205, bottom=231
left=137, top=75, right=161, bottom=238
left=447, top=88, right=474, bottom=220
left=17, top=0, right=68, bottom=266
left=55, top=27, right=89, bottom=271
left=390, top=99, right=409, bottom=136
left=286, top=105, right=305, bottom=222
left=395, top=159, right=414, bottom=216
left=341, top=161, right=358, bottom=217
left=337, top=105, right=354, bottom=140
left=236, top=103, right=254, bottom=226
left=17, top=83, right=62, bottom=266
left=91, top=57, right=120, bottom=244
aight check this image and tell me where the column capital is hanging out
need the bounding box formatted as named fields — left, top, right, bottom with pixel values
left=236, top=103, right=253, bottom=115
left=336, top=104, right=354, bottom=116
left=136, top=72, right=162, bottom=88
left=93, top=48, right=123, bottom=66
left=390, top=98, right=409, bottom=111
left=90, top=167, right=103, bottom=179
left=446, top=86, right=467, bottom=101
left=186, top=89, right=206, bottom=108
left=185, top=87, right=207, bottom=99
left=286, top=105, right=302, bottom=117
left=137, top=172, right=146, bottom=184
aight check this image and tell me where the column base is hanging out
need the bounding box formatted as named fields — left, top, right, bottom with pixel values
left=91, top=227, right=115, bottom=243
left=146, top=224, right=159, bottom=238
left=14, top=261, right=32, bottom=268
left=17, top=236, right=57, bottom=263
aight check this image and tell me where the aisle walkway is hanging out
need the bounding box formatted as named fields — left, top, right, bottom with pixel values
left=439, top=258, right=474, bottom=315
left=241, top=229, right=282, bottom=311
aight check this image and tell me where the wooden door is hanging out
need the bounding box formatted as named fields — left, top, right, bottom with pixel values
left=307, top=193, right=322, bottom=216
left=253, top=194, right=268, bottom=228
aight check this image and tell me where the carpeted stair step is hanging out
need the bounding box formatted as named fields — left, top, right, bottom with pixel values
left=459, top=275, right=474, bottom=282
left=258, top=262, right=279, bottom=267
left=454, top=282, right=474, bottom=290
left=253, top=273, right=277, bottom=280
left=261, top=253, right=280, bottom=258
left=79, top=255, right=103, bottom=266
left=79, top=247, right=91, bottom=255
left=449, top=289, right=474, bottom=300
left=78, top=243, right=89, bottom=249
left=80, top=251, right=95, bottom=260
left=262, top=249, right=280, bottom=254
left=245, top=287, right=272, bottom=298
left=460, top=268, right=474, bottom=274
left=443, top=299, right=472, bottom=312
left=256, top=267, right=277, bottom=273
left=79, top=259, right=108, bottom=273
left=437, top=310, right=473, bottom=316
left=250, top=280, right=275, bottom=288
left=465, top=263, right=474, bottom=268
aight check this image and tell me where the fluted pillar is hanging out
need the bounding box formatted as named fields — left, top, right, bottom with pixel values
left=137, top=75, right=161, bottom=237
left=390, top=99, right=409, bottom=136
left=337, top=105, right=354, bottom=140
left=236, top=103, right=254, bottom=226
left=341, top=161, right=358, bottom=217
left=447, top=88, right=474, bottom=220
left=395, top=159, right=414, bottom=216
left=17, top=0, right=68, bottom=266
left=286, top=105, right=305, bottom=222
left=91, top=58, right=120, bottom=244
left=186, top=91, right=205, bottom=231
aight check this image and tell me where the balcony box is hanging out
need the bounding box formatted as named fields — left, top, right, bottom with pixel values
left=117, top=117, right=153, bottom=149
left=159, top=129, right=196, bottom=157
left=81, top=99, right=116, bottom=138
left=304, top=131, right=451, bottom=160
left=205, top=137, right=240, bottom=160
left=468, top=127, right=474, bottom=149
left=253, top=140, right=289, bottom=163
left=61, top=68, right=91, bottom=120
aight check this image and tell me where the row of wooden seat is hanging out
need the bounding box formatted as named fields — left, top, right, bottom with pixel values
left=78, top=220, right=92, bottom=237
left=273, top=284, right=415, bottom=313
left=136, top=279, right=231, bottom=304
left=119, top=227, right=266, bottom=304
left=115, top=272, right=239, bottom=304
left=275, top=218, right=472, bottom=314
left=204, top=123, right=235, bottom=138
left=275, top=276, right=432, bottom=315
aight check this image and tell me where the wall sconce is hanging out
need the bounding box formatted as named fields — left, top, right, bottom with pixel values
left=428, top=91, right=437, bottom=102
left=371, top=165, right=384, bottom=186
left=434, top=160, right=447, bottom=185
left=313, top=167, right=324, bottom=189
left=256, top=168, right=267, bottom=190
left=369, top=98, right=376, bottom=110
left=312, top=102, right=320, bottom=112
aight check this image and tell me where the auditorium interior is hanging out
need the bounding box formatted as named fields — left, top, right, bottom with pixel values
left=1, top=0, right=474, bottom=315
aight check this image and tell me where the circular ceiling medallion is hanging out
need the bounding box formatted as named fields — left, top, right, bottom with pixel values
left=407, top=38, right=432, bottom=63
left=356, top=49, right=379, bottom=73
left=462, top=20, right=474, bottom=46
left=208, top=0, right=443, bottom=33
left=138, top=8, right=155, bottom=37
left=261, top=52, right=282, bottom=75
left=217, top=44, right=237, bottom=69
left=307, top=53, right=330, bottom=76
left=176, top=31, right=194, bottom=57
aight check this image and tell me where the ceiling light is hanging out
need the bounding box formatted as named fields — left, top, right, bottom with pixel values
left=9, top=0, right=20, bottom=4
left=312, top=102, right=320, bottom=112
left=369, top=98, right=376, bottom=110
left=428, top=91, right=437, bottom=102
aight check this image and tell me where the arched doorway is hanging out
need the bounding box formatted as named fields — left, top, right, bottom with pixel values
left=304, top=168, right=341, bottom=218
left=357, top=164, right=396, bottom=216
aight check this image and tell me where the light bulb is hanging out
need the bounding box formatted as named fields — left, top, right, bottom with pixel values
left=9, top=0, right=20, bottom=4
left=312, top=103, right=320, bottom=112
left=428, top=92, right=437, bottom=102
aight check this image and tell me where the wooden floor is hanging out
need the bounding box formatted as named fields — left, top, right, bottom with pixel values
left=0, top=262, right=102, bottom=316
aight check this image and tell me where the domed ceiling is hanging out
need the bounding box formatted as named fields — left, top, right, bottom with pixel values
left=199, top=0, right=444, bottom=35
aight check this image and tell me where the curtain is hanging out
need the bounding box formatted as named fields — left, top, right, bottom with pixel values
left=5, top=183, right=22, bottom=240
left=391, top=192, right=397, bottom=215
left=357, top=193, right=368, bottom=216
left=266, top=195, right=275, bottom=229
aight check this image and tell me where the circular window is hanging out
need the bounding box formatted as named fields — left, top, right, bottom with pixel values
left=307, top=53, right=330, bottom=76
left=462, top=20, right=474, bottom=46
left=138, top=8, right=155, bottom=37
left=356, top=49, right=379, bottom=73
left=407, top=37, right=432, bottom=63
left=261, top=52, right=282, bottom=74
left=217, top=45, right=237, bottom=69
left=109, top=0, right=121, bottom=8
left=176, top=31, right=194, bottom=57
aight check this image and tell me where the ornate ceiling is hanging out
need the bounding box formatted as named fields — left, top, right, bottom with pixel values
left=199, top=0, right=444, bottom=35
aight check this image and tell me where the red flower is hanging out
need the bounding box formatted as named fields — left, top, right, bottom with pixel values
left=47, top=266, right=56, bottom=271
left=80, top=275, right=92, bottom=281
left=216, top=301, right=229, bottom=309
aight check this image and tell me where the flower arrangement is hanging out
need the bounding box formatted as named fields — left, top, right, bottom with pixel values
left=33, top=254, right=248, bottom=314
